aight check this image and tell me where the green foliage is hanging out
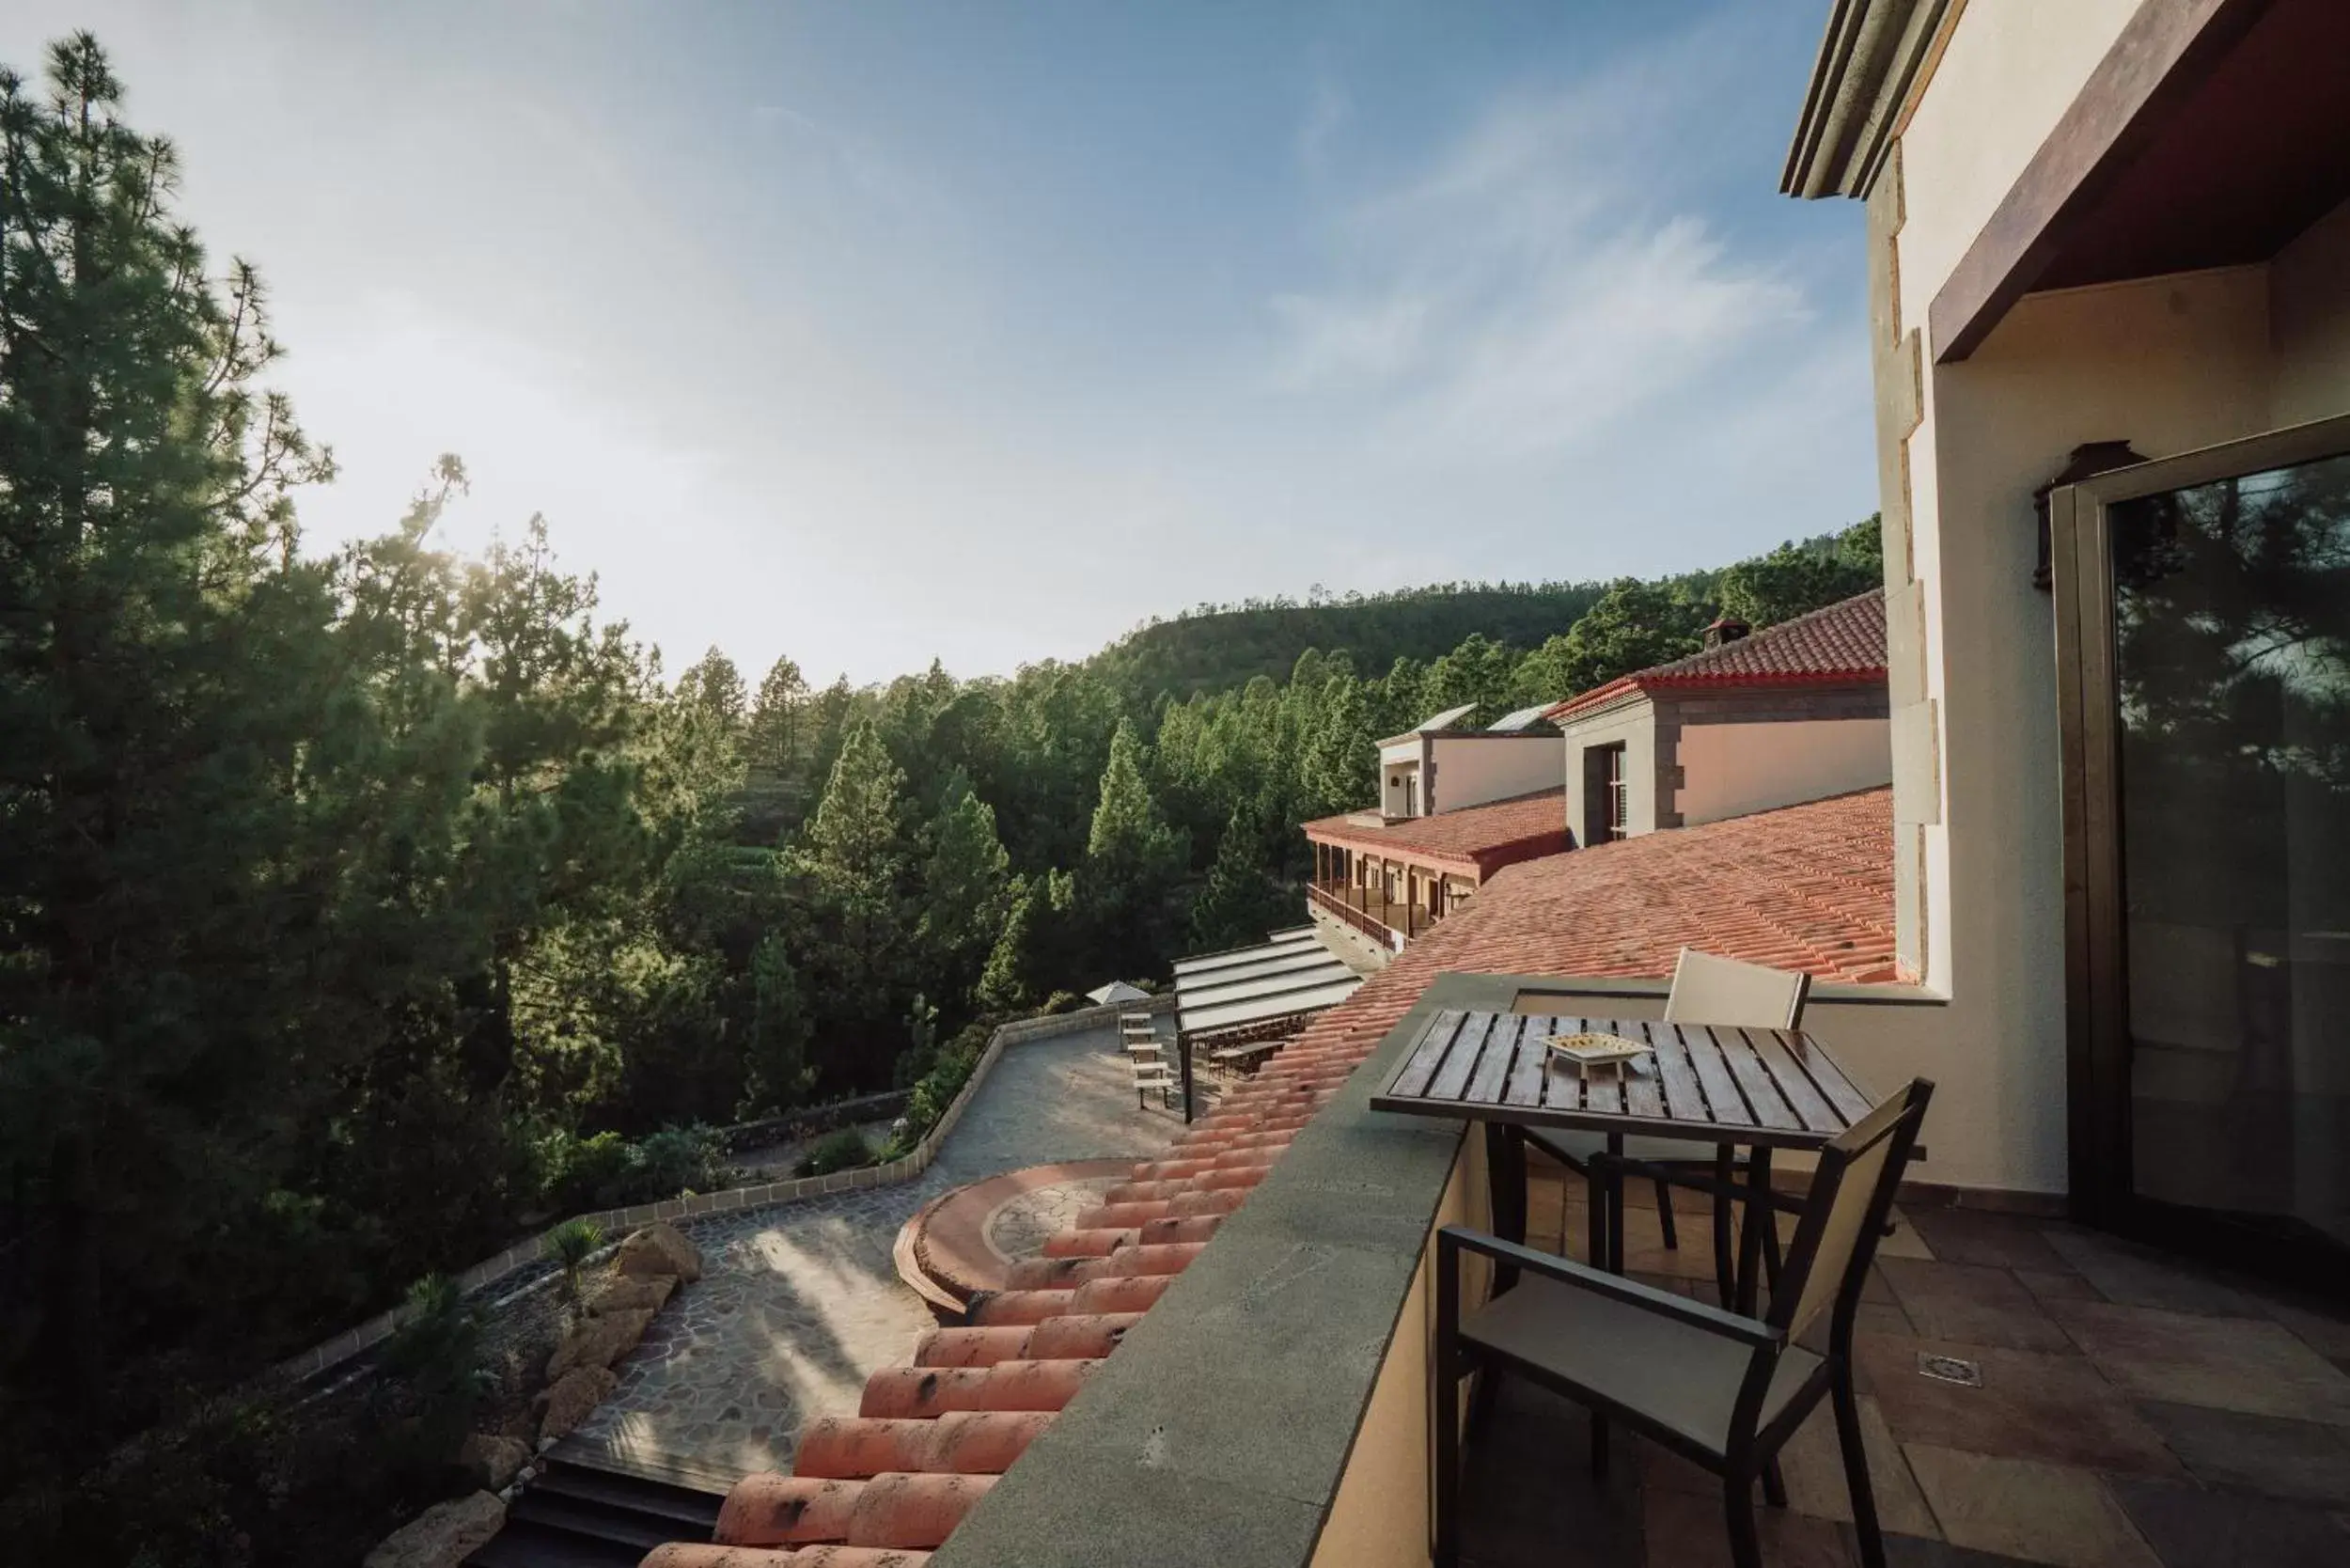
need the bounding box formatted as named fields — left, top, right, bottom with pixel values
left=548, top=1218, right=604, bottom=1299
left=1187, top=810, right=1295, bottom=954
left=1715, top=517, right=1883, bottom=628
left=795, top=1127, right=879, bottom=1178
left=0, top=37, right=1888, bottom=1561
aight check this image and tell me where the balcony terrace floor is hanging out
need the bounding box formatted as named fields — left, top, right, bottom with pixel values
left=1460, top=1169, right=2350, bottom=1567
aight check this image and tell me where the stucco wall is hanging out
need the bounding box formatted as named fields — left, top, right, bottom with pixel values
left=1427, top=734, right=1562, bottom=815
left=1675, top=718, right=1893, bottom=827
left=1892, top=0, right=2144, bottom=339
left=1556, top=702, right=1659, bottom=844
left=2272, top=196, right=2350, bottom=427
left=1306, top=1133, right=1481, bottom=1568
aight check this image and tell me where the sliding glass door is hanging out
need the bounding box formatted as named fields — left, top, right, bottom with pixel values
left=2053, top=416, right=2350, bottom=1285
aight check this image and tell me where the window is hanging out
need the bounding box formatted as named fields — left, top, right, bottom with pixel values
left=1583, top=743, right=1628, bottom=845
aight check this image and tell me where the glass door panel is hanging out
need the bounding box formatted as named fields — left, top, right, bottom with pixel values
left=2099, top=447, right=2350, bottom=1261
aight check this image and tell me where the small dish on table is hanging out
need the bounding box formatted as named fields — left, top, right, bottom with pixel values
left=1546, top=1030, right=1653, bottom=1083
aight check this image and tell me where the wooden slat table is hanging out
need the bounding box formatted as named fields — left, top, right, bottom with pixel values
left=1371, top=1011, right=1878, bottom=1309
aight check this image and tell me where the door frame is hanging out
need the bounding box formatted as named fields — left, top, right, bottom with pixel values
left=2050, top=411, right=2350, bottom=1248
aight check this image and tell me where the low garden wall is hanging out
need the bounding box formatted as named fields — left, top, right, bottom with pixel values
left=274, top=993, right=1177, bottom=1385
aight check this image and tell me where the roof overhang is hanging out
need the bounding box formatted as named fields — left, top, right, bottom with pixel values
left=1924, top=0, right=2350, bottom=362
left=1781, top=0, right=1959, bottom=200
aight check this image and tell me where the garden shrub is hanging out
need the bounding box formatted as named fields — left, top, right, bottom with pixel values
left=794, top=1128, right=876, bottom=1178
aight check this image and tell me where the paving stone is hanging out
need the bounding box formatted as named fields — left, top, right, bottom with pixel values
left=2104, top=1472, right=2350, bottom=1568
left=1855, top=1333, right=2182, bottom=1476
left=2044, top=1299, right=2350, bottom=1425
left=1878, top=1259, right=2073, bottom=1353
left=1897, top=1210, right=2077, bottom=1274
left=1777, top=1392, right=1940, bottom=1539
left=1900, top=1446, right=2159, bottom=1568
left=2038, top=1231, right=2260, bottom=1318
left=2133, top=1398, right=2350, bottom=1507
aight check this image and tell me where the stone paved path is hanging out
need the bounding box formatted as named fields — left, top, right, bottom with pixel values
left=571, top=1019, right=1183, bottom=1481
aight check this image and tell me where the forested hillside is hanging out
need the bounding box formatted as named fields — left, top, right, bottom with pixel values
left=0, top=39, right=1879, bottom=1565
left=1090, top=523, right=1875, bottom=699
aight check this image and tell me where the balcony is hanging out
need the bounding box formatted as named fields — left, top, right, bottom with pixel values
left=1308, top=879, right=1437, bottom=948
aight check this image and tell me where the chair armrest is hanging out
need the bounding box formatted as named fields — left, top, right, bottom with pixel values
left=1437, top=1225, right=1784, bottom=1350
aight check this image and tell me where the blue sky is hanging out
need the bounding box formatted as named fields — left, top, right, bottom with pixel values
left=2, top=1, right=1871, bottom=685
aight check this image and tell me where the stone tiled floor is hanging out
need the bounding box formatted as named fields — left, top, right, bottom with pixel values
left=567, top=1020, right=1183, bottom=1481
left=1460, top=1174, right=2350, bottom=1568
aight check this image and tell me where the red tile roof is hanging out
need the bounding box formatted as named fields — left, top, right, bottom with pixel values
left=1300, top=787, right=1568, bottom=876
left=637, top=787, right=1898, bottom=1567
left=1545, top=588, right=1888, bottom=722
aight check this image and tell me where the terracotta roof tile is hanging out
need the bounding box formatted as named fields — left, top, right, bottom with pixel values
left=647, top=788, right=1901, bottom=1565
left=1547, top=588, right=1888, bottom=721
left=1299, top=787, right=1567, bottom=874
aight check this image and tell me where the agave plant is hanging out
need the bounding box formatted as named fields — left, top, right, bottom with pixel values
left=548, top=1217, right=604, bottom=1300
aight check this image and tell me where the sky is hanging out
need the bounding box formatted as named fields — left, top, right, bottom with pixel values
left=1, top=1, right=1872, bottom=686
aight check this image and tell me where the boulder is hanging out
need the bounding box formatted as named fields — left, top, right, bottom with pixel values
left=458, top=1432, right=529, bottom=1492
left=536, top=1365, right=618, bottom=1444
left=362, top=1490, right=506, bottom=1568
left=544, top=1308, right=653, bottom=1382
left=585, top=1274, right=675, bottom=1316
left=614, top=1221, right=701, bottom=1282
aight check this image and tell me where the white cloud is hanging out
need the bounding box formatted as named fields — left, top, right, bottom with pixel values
left=1265, top=26, right=1816, bottom=462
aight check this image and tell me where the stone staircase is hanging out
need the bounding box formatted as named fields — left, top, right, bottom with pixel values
left=463, top=1443, right=728, bottom=1568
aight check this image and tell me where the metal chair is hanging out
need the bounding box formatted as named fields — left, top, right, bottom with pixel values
left=1436, top=1078, right=1933, bottom=1568
left=1524, top=949, right=1811, bottom=1286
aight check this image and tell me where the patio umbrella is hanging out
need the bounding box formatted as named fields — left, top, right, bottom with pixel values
left=1086, top=980, right=1152, bottom=1007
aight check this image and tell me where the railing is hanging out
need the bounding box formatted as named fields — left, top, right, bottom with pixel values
left=1308, top=881, right=1425, bottom=949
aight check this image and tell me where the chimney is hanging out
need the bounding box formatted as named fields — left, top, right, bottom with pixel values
left=1702, top=616, right=1750, bottom=650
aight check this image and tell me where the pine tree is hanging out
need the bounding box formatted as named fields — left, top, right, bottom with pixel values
left=740, top=934, right=813, bottom=1115
left=746, top=654, right=810, bottom=775
left=788, top=719, right=915, bottom=1080
left=1079, top=719, right=1183, bottom=977
left=0, top=34, right=358, bottom=1465
left=918, top=770, right=1011, bottom=1006
left=1187, top=810, right=1292, bottom=953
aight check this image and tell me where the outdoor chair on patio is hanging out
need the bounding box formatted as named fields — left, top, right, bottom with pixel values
left=1436, top=1078, right=1933, bottom=1568
left=1525, top=948, right=1811, bottom=1280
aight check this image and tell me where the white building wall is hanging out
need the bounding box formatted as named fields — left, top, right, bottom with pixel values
left=1867, top=5, right=2350, bottom=1196
left=1675, top=719, right=1892, bottom=828
left=1428, top=736, right=1561, bottom=815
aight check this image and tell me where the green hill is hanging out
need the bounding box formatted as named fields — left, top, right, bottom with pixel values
left=1092, top=580, right=1610, bottom=698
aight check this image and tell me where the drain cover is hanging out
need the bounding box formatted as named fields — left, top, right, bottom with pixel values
left=1917, top=1353, right=1982, bottom=1387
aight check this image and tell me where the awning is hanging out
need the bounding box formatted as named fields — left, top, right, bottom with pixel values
left=1173, top=929, right=1362, bottom=1039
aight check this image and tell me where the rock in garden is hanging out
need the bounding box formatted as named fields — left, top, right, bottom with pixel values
left=544, top=1307, right=653, bottom=1382
left=361, top=1490, right=506, bottom=1568
left=585, top=1274, right=675, bottom=1316
left=458, top=1432, right=530, bottom=1491
left=614, top=1221, right=701, bottom=1282
left=536, top=1365, right=618, bottom=1443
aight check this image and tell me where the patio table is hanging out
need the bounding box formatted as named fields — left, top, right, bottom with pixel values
left=1370, top=1010, right=1877, bottom=1309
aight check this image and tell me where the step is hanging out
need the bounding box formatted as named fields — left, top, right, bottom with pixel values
left=530, top=1461, right=725, bottom=1533
left=505, top=1492, right=682, bottom=1552
left=463, top=1517, right=650, bottom=1568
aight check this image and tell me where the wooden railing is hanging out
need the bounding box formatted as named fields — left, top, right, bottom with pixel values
left=1308, top=882, right=1425, bottom=949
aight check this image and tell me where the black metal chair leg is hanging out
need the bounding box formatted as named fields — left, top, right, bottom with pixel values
left=1712, top=1145, right=1738, bottom=1309
left=1835, top=1367, right=1887, bottom=1568
left=1724, top=1475, right=1763, bottom=1568
left=1654, top=1177, right=1678, bottom=1249
left=1762, top=1455, right=1789, bottom=1509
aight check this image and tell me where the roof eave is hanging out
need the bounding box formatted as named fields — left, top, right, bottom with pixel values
left=1781, top=0, right=1956, bottom=200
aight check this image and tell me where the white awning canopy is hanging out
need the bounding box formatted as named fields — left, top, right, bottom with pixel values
left=1173, top=930, right=1362, bottom=1039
